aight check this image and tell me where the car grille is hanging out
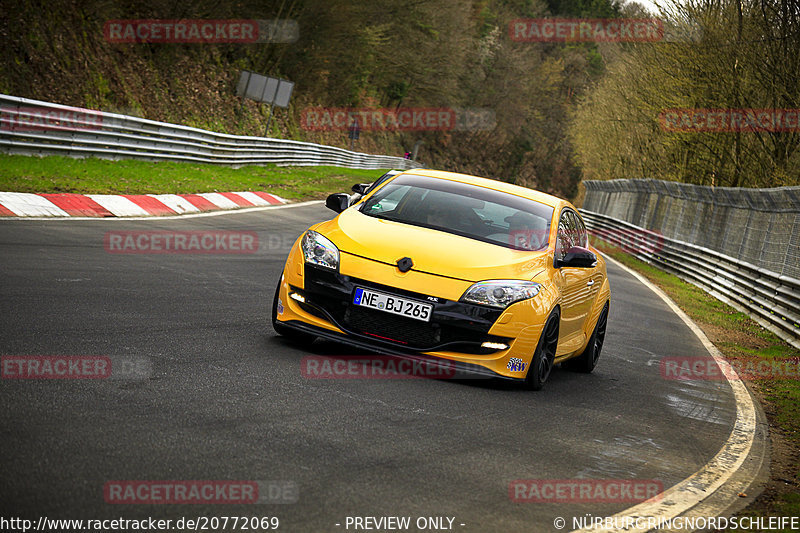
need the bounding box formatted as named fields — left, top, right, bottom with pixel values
left=299, top=264, right=506, bottom=352
left=343, top=305, right=440, bottom=348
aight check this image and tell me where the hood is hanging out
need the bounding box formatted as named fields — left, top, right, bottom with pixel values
left=315, top=207, right=549, bottom=282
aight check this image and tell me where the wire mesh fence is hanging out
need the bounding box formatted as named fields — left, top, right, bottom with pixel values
left=579, top=209, right=800, bottom=349
left=582, top=179, right=800, bottom=280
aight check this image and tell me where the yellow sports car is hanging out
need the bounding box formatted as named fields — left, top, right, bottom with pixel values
left=272, top=169, right=610, bottom=390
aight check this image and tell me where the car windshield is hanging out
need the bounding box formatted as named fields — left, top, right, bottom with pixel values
left=358, top=174, right=553, bottom=251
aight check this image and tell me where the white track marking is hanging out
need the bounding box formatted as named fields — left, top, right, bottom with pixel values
left=86, top=195, right=150, bottom=217
left=0, top=192, right=69, bottom=217
left=147, top=194, right=199, bottom=214
left=197, top=192, right=240, bottom=209
left=232, top=191, right=272, bottom=206
left=0, top=201, right=323, bottom=221
left=569, top=256, right=758, bottom=533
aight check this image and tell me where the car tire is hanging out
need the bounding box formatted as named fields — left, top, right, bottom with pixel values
left=567, top=302, right=609, bottom=374
left=271, top=280, right=316, bottom=345
left=524, top=308, right=560, bottom=391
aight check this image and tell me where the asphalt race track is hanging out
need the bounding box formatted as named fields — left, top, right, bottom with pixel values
left=0, top=204, right=739, bottom=532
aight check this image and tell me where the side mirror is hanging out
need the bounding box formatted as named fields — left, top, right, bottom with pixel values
left=556, top=246, right=597, bottom=268
left=325, top=193, right=351, bottom=213
left=351, top=183, right=371, bottom=195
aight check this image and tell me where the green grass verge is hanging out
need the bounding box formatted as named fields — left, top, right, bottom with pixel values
left=0, top=154, right=390, bottom=199
left=593, top=238, right=800, bottom=526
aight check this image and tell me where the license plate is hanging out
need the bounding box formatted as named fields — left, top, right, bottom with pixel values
left=352, top=287, right=433, bottom=322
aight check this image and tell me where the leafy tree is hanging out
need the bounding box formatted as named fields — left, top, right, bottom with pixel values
left=570, top=0, right=800, bottom=187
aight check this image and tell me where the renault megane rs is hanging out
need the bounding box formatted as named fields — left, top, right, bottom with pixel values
left=272, top=169, right=610, bottom=390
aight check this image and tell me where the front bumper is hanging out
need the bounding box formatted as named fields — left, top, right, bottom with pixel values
left=277, top=319, right=521, bottom=381
left=275, top=261, right=550, bottom=380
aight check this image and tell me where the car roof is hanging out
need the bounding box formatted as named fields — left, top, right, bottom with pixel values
left=395, top=169, right=566, bottom=209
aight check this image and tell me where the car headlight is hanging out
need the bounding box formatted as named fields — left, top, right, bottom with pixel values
left=460, top=280, right=541, bottom=309
left=301, top=230, right=339, bottom=270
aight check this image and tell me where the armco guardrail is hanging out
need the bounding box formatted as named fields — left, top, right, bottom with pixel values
left=580, top=209, right=800, bottom=350
left=0, top=94, right=421, bottom=170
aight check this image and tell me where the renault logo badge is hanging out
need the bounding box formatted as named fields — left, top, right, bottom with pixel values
left=396, top=257, right=413, bottom=273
